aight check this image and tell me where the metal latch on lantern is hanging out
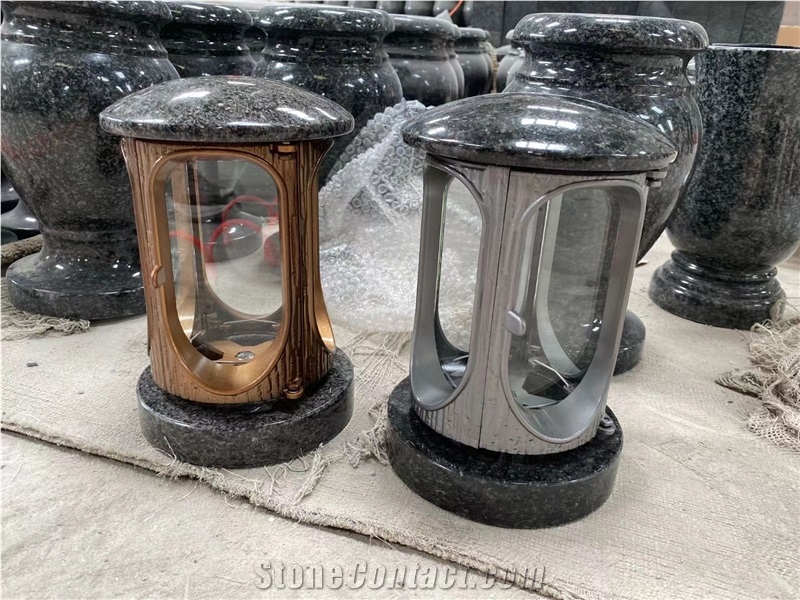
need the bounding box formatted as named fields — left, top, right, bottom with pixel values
left=505, top=310, right=527, bottom=336
left=646, top=169, right=668, bottom=188
left=150, top=265, right=166, bottom=288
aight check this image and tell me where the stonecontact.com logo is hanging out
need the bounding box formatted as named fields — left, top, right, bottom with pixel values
left=254, top=560, right=546, bottom=591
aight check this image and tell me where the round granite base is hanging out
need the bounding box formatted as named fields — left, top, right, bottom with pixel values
left=614, top=310, right=645, bottom=375
left=386, top=378, right=622, bottom=528
left=6, top=253, right=145, bottom=320
left=138, top=349, right=354, bottom=468
left=649, top=251, right=785, bottom=329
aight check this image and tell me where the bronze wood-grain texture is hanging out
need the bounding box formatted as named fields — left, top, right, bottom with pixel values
left=121, top=139, right=334, bottom=404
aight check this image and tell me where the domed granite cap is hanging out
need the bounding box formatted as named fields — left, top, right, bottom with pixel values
left=165, top=2, right=252, bottom=27
left=386, top=14, right=454, bottom=40
left=3, top=0, right=173, bottom=23
left=402, top=94, right=677, bottom=172
left=100, top=76, right=355, bottom=143
left=256, top=4, right=394, bottom=36
left=513, top=13, right=708, bottom=54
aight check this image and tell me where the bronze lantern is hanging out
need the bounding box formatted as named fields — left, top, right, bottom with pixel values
left=100, top=76, right=355, bottom=467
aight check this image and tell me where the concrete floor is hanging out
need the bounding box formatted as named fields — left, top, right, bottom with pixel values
left=1, top=433, right=539, bottom=599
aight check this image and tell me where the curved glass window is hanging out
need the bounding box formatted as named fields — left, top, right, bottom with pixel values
left=154, top=154, right=285, bottom=385
left=508, top=186, right=622, bottom=414
left=410, top=165, right=485, bottom=409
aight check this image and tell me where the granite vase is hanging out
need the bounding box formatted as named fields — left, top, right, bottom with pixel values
left=385, top=15, right=459, bottom=106
left=162, top=2, right=255, bottom=77
left=506, top=13, right=708, bottom=373
left=253, top=4, right=402, bottom=181
left=1, top=1, right=179, bottom=320
left=650, top=45, right=800, bottom=329
left=495, top=29, right=523, bottom=91
left=455, top=27, right=492, bottom=97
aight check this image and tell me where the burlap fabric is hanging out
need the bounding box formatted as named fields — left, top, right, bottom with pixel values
left=2, top=236, right=798, bottom=600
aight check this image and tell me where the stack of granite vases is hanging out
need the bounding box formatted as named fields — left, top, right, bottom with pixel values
left=162, top=2, right=255, bottom=77
left=253, top=4, right=403, bottom=181
left=1, top=0, right=179, bottom=319
left=385, top=14, right=460, bottom=106
left=455, top=27, right=493, bottom=97
left=506, top=13, right=708, bottom=374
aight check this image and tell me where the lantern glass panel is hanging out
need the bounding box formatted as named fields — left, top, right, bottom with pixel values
left=156, top=155, right=283, bottom=366
left=438, top=177, right=482, bottom=354
left=508, top=186, right=622, bottom=412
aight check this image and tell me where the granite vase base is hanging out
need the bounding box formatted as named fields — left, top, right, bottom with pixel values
left=5, top=252, right=145, bottom=320
left=386, top=378, right=622, bottom=528
left=137, top=350, right=355, bottom=468
left=615, top=310, right=645, bottom=375
left=649, top=251, right=786, bottom=329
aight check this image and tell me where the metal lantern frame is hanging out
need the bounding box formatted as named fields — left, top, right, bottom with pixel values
left=410, top=158, right=653, bottom=453
left=122, top=138, right=336, bottom=405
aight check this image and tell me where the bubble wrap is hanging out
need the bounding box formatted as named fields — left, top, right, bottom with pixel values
left=319, top=101, right=481, bottom=339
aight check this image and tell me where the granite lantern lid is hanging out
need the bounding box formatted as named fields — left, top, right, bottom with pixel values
left=100, top=76, right=354, bottom=143
left=402, top=93, right=677, bottom=172
left=512, top=13, right=708, bottom=55
left=255, top=3, right=395, bottom=36
left=100, top=76, right=356, bottom=469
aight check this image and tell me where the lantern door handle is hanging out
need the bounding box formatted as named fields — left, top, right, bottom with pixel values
left=505, top=310, right=526, bottom=337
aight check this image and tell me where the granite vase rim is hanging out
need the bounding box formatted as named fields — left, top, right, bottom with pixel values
left=255, top=4, right=394, bottom=35
left=2, top=0, right=174, bottom=24
left=387, top=14, right=455, bottom=39
left=165, top=2, right=252, bottom=27
left=513, top=12, right=708, bottom=55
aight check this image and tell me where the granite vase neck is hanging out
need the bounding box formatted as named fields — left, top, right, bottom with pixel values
left=514, top=46, right=692, bottom=94
left=161, top=26, right=251, bottom=58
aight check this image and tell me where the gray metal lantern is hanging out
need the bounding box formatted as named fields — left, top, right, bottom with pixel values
left=388, top=94, right=677, bottom=528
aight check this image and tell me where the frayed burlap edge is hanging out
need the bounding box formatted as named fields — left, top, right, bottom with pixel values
left=717, top=302, right=800, bottom=452
left=1, top=234, right=42, bottom=270
left=2, top=330, right=576, bottom=599
left=1, top=279, right=90, bottom=341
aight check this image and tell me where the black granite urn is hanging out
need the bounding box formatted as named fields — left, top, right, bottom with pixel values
left=162, top=2, right=255, bottom=77
left=506, top=13, right=708, bottom=373
left=253, top=4, right=403, bottom=181
left=650, top=45, right=800, bottom=329
left=100, top=76, right=356, bottom=468
left=390, top=94, right=677, bottom=528
left=455, top=27, right=492, bottom=97
left=1, top=0, right=179, bottom=320
left=385, top=15, right=459, bottom=106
